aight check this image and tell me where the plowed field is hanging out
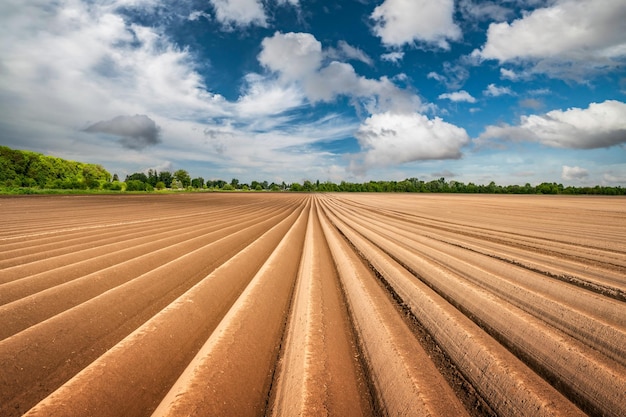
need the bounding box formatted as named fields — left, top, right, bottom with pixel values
left=1, top=193, right=625, bottom=417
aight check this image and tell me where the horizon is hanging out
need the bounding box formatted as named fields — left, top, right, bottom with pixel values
left=1, top=0, right=625, bottom=186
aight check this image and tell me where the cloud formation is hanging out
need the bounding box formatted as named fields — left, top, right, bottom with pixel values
left=381, top=52, right=404, bottom=63
left=478, top=100, right=626, bottom=149
left=459, top=0, right=513, bottom=22
left=258, top=32, right=420, bottom=114
left=210, top=0, right=267, bottom=28
left=257, top=32, right=471, bottom=174
left=84, top=115, right=161, bottom=150
left=370, top=0, right=461, bottom=49
left=327, top=41, right=374, bottom=66
left=500, top=68, right=521, bottom=81
left=259, top=32, right=323, bottom=81
left=354, top=112, right=470, bottom=170
left=438, top=90, right=476, bottom=103
left=483, top=84, right=514, bottom=97
left=473, top=0, right=626, bottom=79
left=427, top=62, right=470, bottom=90
left=562, top=165, right=589, bottom=181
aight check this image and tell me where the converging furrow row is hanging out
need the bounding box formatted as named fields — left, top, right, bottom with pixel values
left=1, top=193, right=624, bottom=417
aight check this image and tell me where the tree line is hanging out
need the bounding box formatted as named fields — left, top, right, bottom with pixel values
left=0, top=146, right=110, bottom=190
left=119, top=173, right=625, bottom=195
left=1, top=146, right=624, bottom=195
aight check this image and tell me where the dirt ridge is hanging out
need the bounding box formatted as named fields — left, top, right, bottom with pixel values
left=1, top=193, right=624, bottom=417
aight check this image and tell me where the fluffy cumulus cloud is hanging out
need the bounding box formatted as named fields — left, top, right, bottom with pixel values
left=370, top=0, right=461, bottom=49
left=438, top=90, right=476, bottom=103
left=478, top=100, right=626, bottom=149
left=259, top=32, right=323, bottom=81
left=0, top=0, right=226, bottom=133
left=258, top=32, right=420, bottom=114
left=473, top=0, right=626, bottom=78
left=84, top=115, right=161, bottom=149
left=255, top=31, right=472, bottom=173
left=483, top=84, right=514, bottom=97
left=209, top=0, right=267, bottom=28
left=562, top=165, right=589, bottom=181
left=354, top=112, right=470, bottom=170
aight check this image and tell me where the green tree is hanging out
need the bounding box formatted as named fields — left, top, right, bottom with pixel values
left=171, top=179, right=183, bottom=189
left=125, top=180, right=147, bottom=191
left=191, top=177, right=205, bottom=188
left=126, top=172, right=148, bottom=183
left=147, top=169, right=158, bottom=186
left=290, top=182, right=302, bottom=191
left=174, top=169, right=191, bottom=188
left=158, top=171, right=173, bottom=188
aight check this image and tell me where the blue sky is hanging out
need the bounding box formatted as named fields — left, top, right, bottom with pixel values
left=1, top=0, right=625, bottom=186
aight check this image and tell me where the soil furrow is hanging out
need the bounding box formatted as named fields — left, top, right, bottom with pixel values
left=327, top=202, right=626, bottom=416
left=319, top=200, right=471, bottom=417
left=150, top=200, right=309, bottom=417
left=0, top=203, right=296, bottom=416
left=323, top=201, right=588, bottom=417
left=21, top=203, right=305, bottom=417
left=2, top=193, right=623, bottom=417
left=268, top=198, right=374, bottom=417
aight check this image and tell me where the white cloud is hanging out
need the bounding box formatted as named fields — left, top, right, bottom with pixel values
left=528, top=88, right=551, bottom=95
left=0, top=1, right=227, bottom=139
left=438, top=90, right=477, bottom=103
left=258, top=32, right=323, bottom=81
left=473, top=0, right=626, bottom=79
left=500, top=68, right=520, bottom=81
left=427, top=62, right=470, bottom=90
left=235, top=74, right=304, bottom=118
left=353, top=112, right=470, bottom=170
left=209, top=0, right=267, bottom=28
left=258, top=32, right=421, bottom=114
left=603, top=170, right=626, bottom=185
left=478, top=100, right=626, bottom=149
left=370, top=0, right=461, bottom=49
left=188, top=10, right=211, bottom=21
left=562, top=165, right=589, bottom=180
left=327, top=41, right=374, bottom=66
left=483, top=83, right=514, bottom=97
left=381, top=51, right=404, bottom=63
left=427, top=72, right=446, bottom=82
left=459, top=0, right=513, bottom=22
left=0, top=0, right=337, bottom=183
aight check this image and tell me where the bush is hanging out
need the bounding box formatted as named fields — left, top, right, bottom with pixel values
left=125, top=180, right=147, bottom=191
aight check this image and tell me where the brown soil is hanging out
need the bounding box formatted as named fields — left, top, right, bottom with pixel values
left=1, top=193, right=624, bottom=417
